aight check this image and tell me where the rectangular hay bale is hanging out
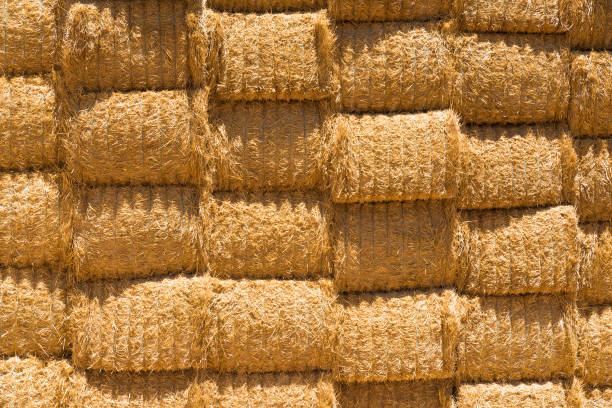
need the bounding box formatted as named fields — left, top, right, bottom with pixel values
left=577, top=306, right=612, bottom=385
left=571, top=138, right=612, bottom=222
left=579, top=222, right=612, bottom=305
left=338, top=380, right=452, bottom=408
left=568, top=0, right=612, bottom=49
left=329, top=0, right=451, bottom=22
left=207, top=0, right=325, bottom=12
left=583, top=387, right=612, bottom=408
left=456, top=381, right=570, bottom=408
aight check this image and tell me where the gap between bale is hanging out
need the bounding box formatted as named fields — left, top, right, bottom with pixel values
left=329, top=0, right=451, bottom=22
left=338, top=379, right=453, bottom=408
left=577, top=305, right=612, bottom=386
left=456, top=380, right=572, bottom=408
left=568, top=0, right=612, bottom=49
left=579, top=222, right=612, bottom=305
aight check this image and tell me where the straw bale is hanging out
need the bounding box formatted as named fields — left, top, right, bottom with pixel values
left=569, top=52, right=612, bottom=138
left=579, top=222, right=612, bottom=305
left=72, top=185, right=201, bottom=281
left=329, top=0, right=450, bottom=22
left=584, top=387, right=612, bottom=408
left=61, top=0, right=188, bottom=93
left=66, top=90, right=203, bottom=185
left=210, top=101, right=327, bottom=192
left=568, top=0, right=612, bottom=49
left=326, top=110, right=461, bottom=203
left=333, top=200, right=457, bottom=293
left=455, top=206, right=579, bottom=296
left=0, top=172, right=63, bottom=268
left=206, top=279, right=336, bottom=373
left=208, top=0, right=325, bottom=12
left=577, top=305, right=612, bottom=385
left=202, top=192, right=331, bottom=280
left=214, top=11, right=335, bottom=102
left=0, top=0, right=57, bottom=75
left=456, top=381, right=570, bottom=408
left=0, top=76, right=57, bottom=171
left=458, top=124, right=572, bottom=210
left=337, top=22, right=451, bottom=113
left=451, top=34, right=569, bottom=125
left=333, top=289, right=460, bottom=383
left=337, top=379, right=452, bottom=408
left=457, top=295, right=577, bottom=381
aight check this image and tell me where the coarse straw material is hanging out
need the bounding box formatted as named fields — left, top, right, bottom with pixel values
left=450, top=33, right=569, bottom=125
left=568, top=0, right=612, bottom=49
left=579, top=222, right=612, bottom=305
left=206, top=279, right=337, bottom=373
left=202, top=192, right=331, bottom=280
left=458, top=124, right=573, bottom=210
left=61, top=0, right=188, bottom=93
left=337, top=22, right=451, bottom=113
left=326, top=110, right=461, bottom=203
left=455, top=206, right=579, bottom=296
left=214, top=11, right=336, bottom=102
left=577, top=305, right=612, bottom=385
left=457, top=295, right=577, bottom=382
left=72, top=185, right=202, bottom=281
left=337, top=379, right=452, bottom=408
left=207, top=0, right=325, bottom=12
left=329, top=0, right=451, bottom=22
left=333, top=289, right=461, bottom=383
left=583, top=387, right=612, bottom=408
left=456, top=381, right=570, bottom=408
left=333, top=200, right=457, bottom=293
left=569, top=52, right=612, bottom=138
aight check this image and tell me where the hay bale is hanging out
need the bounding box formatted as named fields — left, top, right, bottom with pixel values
left=66, top=90, right=203, bottom=185
left=326, top=110, right=461, bottom=203
left=208, top=0, right=325, bottom=12
left=579, top=222, right=612, bottom=305
left=0, top=172, right=63, bottom=268
left=206, top=279, right=336, bottom=373
left=571, top=139, right=612, bottom=223
left=583, top=387, right=612, bottom=408
left=577, top=306, right=612, bottom=385
left=458, top=125, right=573, bottom=210
left=329, top=0, right=450, bottom=22
left=338, top=380, right=452, bottom=408
left=334, top=290, right=460, bottom=383
left=0, top=0, right=57, bottom=75
left=210, top=100, right=327, bottom=192
left=451, top=34, right=569, bottom=125
left=569, top=52, right=612, bottom=138
left=333, top=200, right=457, bottom=293
left=457, top=295, right=577, bottom=381
left=214, top=11, right=335, bottom=102
left=70, top=275, right=211, bottom=372
left=455, top=206, right=579, bottom=296
left=568, top=0, right=612, bottom=49
left=61, top=0, right=188, bottom=93
left=72, top=185, right=202, bottom=281
left=337, top=22, right=451, bottom=113
left=202, top=192, right=331, bottom=280
left=456, top=381, right=570, bottom=408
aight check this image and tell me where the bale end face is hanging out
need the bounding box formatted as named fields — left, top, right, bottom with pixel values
left=579, top=222, right=612, bottom=305
left=456, top=381, right=570, bottom=408
left=577, top=305, right=612, bottom=386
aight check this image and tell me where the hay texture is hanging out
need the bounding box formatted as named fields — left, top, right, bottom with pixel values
left=202, top=192, right=331, bottom=280
left=568, top=0, right=612, bottom=49
left=583, top=387, right=612, bottom=408
left=214, top=11, right=335, bottom=102
left=0, top=172, right=63, bottom=268
left=455, top=206, right=579, bottom=296
left=329, top=0, right=450, bottom=22
left=333, top=290, right=460, bottom=383
left=61, top=0, right=188, bottom=93
left=66, top=90, right=203, bottom=185
left=326, top=110, right=461, bottom=203
left=456, top=381, right=570, bottom=408
left=451, top=34, right=569, bottom=125
left=70, top=275, right=211, bottom=372
left=210, top=101, right=327, bottom=192
left=579, top=222, right=612, bottom=305
left=72, top=185, right=201, bottom=281
left=206, top=279, right=336, bottom=373
left=0, top=0, right=57, bottom=75
left=0, top=76, right=57, bottom=171
left=577, top=306, right=612, bottom=385
left=337, top=22, right=451, bottom=113
left=338, top=380, right=452, bottom=408
left=457, top=295, right=577, bottom=382
left=458, top=125, right=572, bottom=210
left=207, top=0, right=325, bottom=12
left=333, top=200, right=457, bottom=293
left=569, top=52, right=612, bottom=138
left=0, top=267, right=67, bottom=357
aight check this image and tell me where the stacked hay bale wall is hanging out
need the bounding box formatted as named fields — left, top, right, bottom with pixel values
left=577, top=306, right=612, bottom=385
left=456, top=381, right=571, bottom=408
left=568, top=0, right=612, bottom=49
left=579, top=222, right=612, bottom=305
left=338, top=379, right=452, bottom=408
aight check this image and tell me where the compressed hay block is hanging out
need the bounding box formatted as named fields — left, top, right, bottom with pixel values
left=337, top=22, right=451, bottom=113
left=0, top=0, right=57, bottom=75
left=206, top=279, right=336, bottom=373
left=327, top=110, right=461, bottom=203
left=66, top=90, right=204, bottom=185
left=61, top=0, right=188, bottom=93
left=568, top=0, right=612, bottom=49
left=202, top=192, right=331, bottom=280
left=0, top=76, right=57, bottom=171
left=455, top=206, right=579, bottom=296
left=571, top=139, right=612, bottom=222
left=458, top=125, right=572, bottom=210
left=580, top=222, right=612, bottom=305
left=338, top=380, right=452, bottom=408
left=210, top=101, right=327, bottom=192
left=207, top=0, right=325, bottom=12
left=0, top=172, right=63, bottom=268
left=333, top=201, right=457, bottom=293
left=70, top=275, right=211, bottom=372
left=456, top=381, right=570, bottom=408
left=0, top=267, right=67, bottom=357
left=333, top=290, right=459, bottom=383
left=569, top=52, right=612, bottom=138
left=329, top=0, right=450, bottom=22
left=457, top=295, right=577, bottom=382
left=451, top=34, right=569, bottom=125
left=577, top=306, right=612, bottom=385
left=72, top=185, right=201, bottom=281
left=584, top=387, right=612, bottom=408
left=214, top=12, right=335, bottom=102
